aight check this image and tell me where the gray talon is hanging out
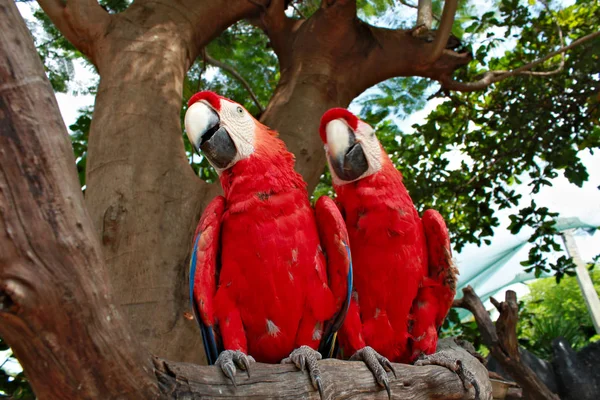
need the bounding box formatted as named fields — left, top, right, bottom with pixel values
left=316, top=376, right=324, bottom=399
left=415, top=353, right=480, bottom=400
left=384, top=358, right=397, bottom=379
left=215, top=350, right=255, bottom=387
left=383, top=379, right=391, bottom=399
left=282, top=346, right=325, bottom=398
left=224, top=362, right=237, bottom=387
left=350, top=347, right=394, bottom=397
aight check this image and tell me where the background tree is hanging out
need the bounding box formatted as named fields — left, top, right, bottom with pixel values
left=2, top=0, right=599, bottom=396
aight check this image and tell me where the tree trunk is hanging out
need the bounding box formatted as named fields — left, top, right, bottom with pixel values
left=0, top=1, right=158, bottom=397
left=81, top=0, right=263, bottom=364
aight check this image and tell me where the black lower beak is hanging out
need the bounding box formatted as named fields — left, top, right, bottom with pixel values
left=329, top=142, right=368, bottom=182
left=198, top=124, right=237, bottom=169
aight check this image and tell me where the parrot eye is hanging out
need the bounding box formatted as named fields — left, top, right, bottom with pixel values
left=236, top=106, right=244, bottom=115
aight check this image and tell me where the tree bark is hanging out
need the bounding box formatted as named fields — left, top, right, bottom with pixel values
left=453, top=286, right=559, bottom=400
left=154, top=343, right=485, bottom=399
left=0, top=1, right=158, bottom=398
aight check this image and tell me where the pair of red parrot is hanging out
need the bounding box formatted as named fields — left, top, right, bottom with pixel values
left=185, top=92, right=457, bottom=398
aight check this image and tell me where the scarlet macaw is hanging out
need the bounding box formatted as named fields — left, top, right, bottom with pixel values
left=185, top=92, right=352, bottom=396
left=318, top=108, right=457, bottom=394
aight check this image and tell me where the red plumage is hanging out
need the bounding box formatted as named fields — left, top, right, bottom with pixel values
left=319, top=108, right=359, bottom=142
left=188, top=91, right=221, bottom=110
left=190, top=100, right=351, bottom=365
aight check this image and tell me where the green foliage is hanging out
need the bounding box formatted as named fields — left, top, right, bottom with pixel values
left=69, top=107, right=92, bottom=191
left=518, top=270, right=600, bottom=358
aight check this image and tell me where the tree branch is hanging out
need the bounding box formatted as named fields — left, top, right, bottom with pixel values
left=204, top=52, right=265, bottom=113
left=427, top=0, right=458, bottom=63
left=454, top=286, right=559, bottom=400
left=442, top=30, right=600, bottom=92
left=400, top=0, right=440, bottom=22
left=36, top=0, right=110, bottom=64
left=247, top=0, right=300, bottom=66
left=154, top=338, right=488, bottom=399
left=416, top=0, right=433, bottom=29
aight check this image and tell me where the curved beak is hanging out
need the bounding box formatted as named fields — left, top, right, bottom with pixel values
left=325, top=119, right=368, bottom=182
left=184, top=101, right=237, bottom=169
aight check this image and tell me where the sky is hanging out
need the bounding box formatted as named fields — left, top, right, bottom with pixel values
left=5, top=0, right=598, bottom=377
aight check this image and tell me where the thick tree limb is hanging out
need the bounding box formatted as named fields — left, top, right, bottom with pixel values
left=0, top=1, right=158, bottom=398
left=417, top=0, right=434, bottom=30
left=36, top=0, right=110, bottom=64
left=427, top=0, right=458, bottom=64
left=453, top=286, right=559, bottom=400
left=205, top=52, right=264, bottom=113
left=154, top=338, right=489, bottom=399
left=442, top=30, right=600, bottom=92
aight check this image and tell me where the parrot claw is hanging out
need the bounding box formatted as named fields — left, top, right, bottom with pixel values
left=215, top=350, right=255, bottom=387
left=282, top=345, right=325, bottom=399
left=350, top=346, right=395, bottom=399
left=415, top=353, right=480, bottom=400
left=316, top=376, right=324, bottom=399
left=383, top=379, right=391, bottom=399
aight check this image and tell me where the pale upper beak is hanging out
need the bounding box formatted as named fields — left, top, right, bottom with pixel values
left=184, top=101, right=237, bottom=169
left=325, top=119, right=368, bottom=182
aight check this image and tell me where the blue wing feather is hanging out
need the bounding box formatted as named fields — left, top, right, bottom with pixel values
left=319, top=241, right=353, bottom=358
left=189, top=230, right=220, bottom=364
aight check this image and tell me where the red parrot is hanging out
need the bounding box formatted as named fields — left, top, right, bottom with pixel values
left=185, top=92, right=352, bottom=396
left=318, top=108, right=457, bottom=393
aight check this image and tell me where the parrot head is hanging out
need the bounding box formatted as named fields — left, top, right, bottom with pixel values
left=319, top=108, right=384, bottom=185
left=185, top=91, right=258, bottom=172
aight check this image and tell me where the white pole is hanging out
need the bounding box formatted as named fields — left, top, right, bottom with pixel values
left=561, top=229, right=600, bottom=334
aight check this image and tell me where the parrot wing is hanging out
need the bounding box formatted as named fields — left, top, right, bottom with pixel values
left=314, top=195, right=353, bottom=358
left=189, top=196, right=226, bottom=365
left=422, top=209, right=457, bottom=328
left=409, top=209, right=458, bottom=360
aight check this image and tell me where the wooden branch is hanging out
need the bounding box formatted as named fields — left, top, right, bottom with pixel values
left=416, top=0, right=433, bottom=29
left=205, top=52, right=265, bottom=113
left=536, top=0, right=565, bottom=76
left=248, top=0, right=300, bottom=66
left=357, top=25, right=472, bottom=90
left=0, top=2, right=158, bottom=398
left=321, top=0, right=357, bottom=18
left=442, top=30, right=600, bottom=92
left=427, top=0, right=458, bottom=63
left=36, top=0, right=110, bottom=64
left=454, top=286, right=559, bottom=400
left=154, top=339, right=488, bottom=399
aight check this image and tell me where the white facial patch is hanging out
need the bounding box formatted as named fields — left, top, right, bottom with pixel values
left=209, top=100, right=256, bottom=174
